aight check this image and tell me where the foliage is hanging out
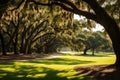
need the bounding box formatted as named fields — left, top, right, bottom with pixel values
left=0, top=1, right=78, bottom=54
left=71, top=31, right=112, bottom=55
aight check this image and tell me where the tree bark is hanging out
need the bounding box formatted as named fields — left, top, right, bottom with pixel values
left=0, top=31, right=6, bottom=55
left=83, top=49, right=87, bottom=55
left=13, top=42, right=18, bottom=55
left=85, top=0, right=120, bottom=66
left=92, top=48, right=95, bottom=56
left=83, top=46, right=90, bottom=55
left=13, top=29, right=19, bottom=55
left=112, top=38, right=120, bottom=67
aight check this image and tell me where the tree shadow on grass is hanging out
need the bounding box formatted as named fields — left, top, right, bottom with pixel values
left=38, top=67, right=94, bottom=80
left=78, top=54, right=113, bottom=57
left=0, top=57, right=95, bottom=80
left=94, top=66, right=120, bottom=80
left=27, top=58, right=95, bottom=65
left=0, top=65, right=93, bottom=80
left=74, top=65, right=120, bottom=80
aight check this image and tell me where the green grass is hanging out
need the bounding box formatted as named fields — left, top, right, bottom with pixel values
left=0, top=52, right=116, bottom=80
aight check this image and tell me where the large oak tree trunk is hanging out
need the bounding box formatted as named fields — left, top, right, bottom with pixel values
left=97, top=8, right=120, bottom=67
left=83, top=46, right=90, bottom=55
left=113, top=42, right=120, bottom=67
left=0, top=31, right=6, bottom=55
left=82, top=0, right=120, bottom=67
left=92, top=48, right=95, bottom=56
left=102, top=19, right=120, bottom=67
left=104, top=20, right=120, bottom=67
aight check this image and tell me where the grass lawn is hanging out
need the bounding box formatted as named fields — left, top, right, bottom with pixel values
left=0, top=52, right=116, bottom=80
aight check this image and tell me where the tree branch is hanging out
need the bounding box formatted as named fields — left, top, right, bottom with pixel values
left=30, top=0, right=98, bottom=22
left=52, top=2, right=98, bottom=22
left=10, top=0, right=27, bottom=11
left=82, top=0, right=107, bottom=16
left=55, top=0, right=78, bottom=10
left=28, top=0, right=51, bottom=6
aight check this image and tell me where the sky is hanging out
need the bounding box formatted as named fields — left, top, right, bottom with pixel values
left=74, top=14, right=104, bottom=32
left=92, top=24, right=104, bottom=32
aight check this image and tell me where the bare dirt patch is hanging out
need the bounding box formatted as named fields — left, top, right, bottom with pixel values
left=0, top=53, right=59, bottom=63
left=74, top=65, right=120, bottom=80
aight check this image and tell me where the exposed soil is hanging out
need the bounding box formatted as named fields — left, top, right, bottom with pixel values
left=0, top=53, right=58, bottom=63
left=74, top=65, right=120, bottom=80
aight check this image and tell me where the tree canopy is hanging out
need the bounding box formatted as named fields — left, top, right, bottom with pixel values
left=0, top=0, right=120, bottom=66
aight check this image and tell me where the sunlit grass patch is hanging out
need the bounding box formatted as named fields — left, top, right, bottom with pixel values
left=57, top=54, right=115, bottom=66
left=26, top=73, right=47, bottom=78
left=0, top=68, right=16, bottom=72
left=57, top=69, right=78, bottom=78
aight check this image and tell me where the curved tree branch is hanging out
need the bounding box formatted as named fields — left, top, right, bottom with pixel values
left=55, top=0, right=78, bottom=9
left=54, top=2, right=97, bottom=21
left=29, top=0, right=98, bottom=22
left=28, top=0, right=51, bottom=6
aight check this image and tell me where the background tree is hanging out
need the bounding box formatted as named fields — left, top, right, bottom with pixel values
left=72, top=30, right=111, bottom=55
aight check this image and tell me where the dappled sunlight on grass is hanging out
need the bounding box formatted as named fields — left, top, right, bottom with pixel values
left=0, top=68, right=16, bottom=72
left=0, top=53, right=115, bottom=80
left=57, top=69, right=78, bottom=77
left=26, top=73, right=47, bottom=78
